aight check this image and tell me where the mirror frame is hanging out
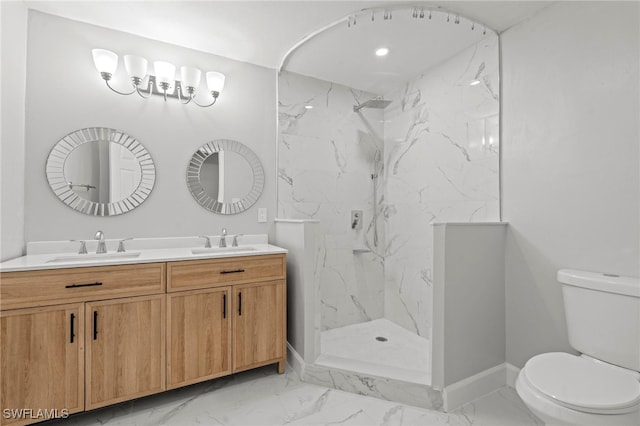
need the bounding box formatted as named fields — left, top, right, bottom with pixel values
left=45, top=127, right=156, bottom=216
left=187, top=139, right=265, bottom=214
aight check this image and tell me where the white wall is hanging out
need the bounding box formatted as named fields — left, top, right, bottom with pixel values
left=22, top=11, right=277, bottom=245
left=0, top=2, right=28, bottom=261
left=502, top=1, right=640, bottom=367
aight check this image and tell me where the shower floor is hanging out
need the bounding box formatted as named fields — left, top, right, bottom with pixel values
left=315, top=318, right=431, bottom=385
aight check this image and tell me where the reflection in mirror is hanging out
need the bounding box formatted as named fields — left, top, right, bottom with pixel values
left=64, top=141, right=143, bottom=203
left=46, top=127, right=155, bottom=216
left=187, top=139, right=264, bottom=214
left=200, top=151, right=254, bottom=204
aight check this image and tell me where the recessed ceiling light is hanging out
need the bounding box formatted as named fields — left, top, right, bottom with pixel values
left=469, top=79, right=481, bottom=86
left=375, top=47, right=389, bottom=57
left=305, top=105, right=313, bottom=109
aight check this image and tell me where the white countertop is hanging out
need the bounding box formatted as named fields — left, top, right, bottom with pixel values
left=0, top=235, right=287, bottom=273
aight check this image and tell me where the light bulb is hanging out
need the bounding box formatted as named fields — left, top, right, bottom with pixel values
left=180, top=66, right=202, bottom=89
left=206, top=72, right=225, bottom=94
left=153, top=61, right=176, bottom=86
left=124, top=55, right=148, bottom=80
left=92, top=49, right=118, bottom=75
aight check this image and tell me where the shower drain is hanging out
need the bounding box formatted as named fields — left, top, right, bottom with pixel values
left=375, top=336, right=388, bottom=342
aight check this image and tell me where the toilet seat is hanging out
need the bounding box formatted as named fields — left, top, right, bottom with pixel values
left=522, top=352, right=640, bottom=414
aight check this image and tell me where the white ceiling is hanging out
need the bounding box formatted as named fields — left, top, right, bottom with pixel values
left=284, top=6, right=495, bottom=94
left=24, top=1, right=553, bottom=93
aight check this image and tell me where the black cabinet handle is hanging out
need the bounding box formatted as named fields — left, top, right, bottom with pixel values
left=65, top=281, right=103, bottom=289
left=93, top=311, right=98, bottom=340
left=220, top=269, right=245, bottom=275
left=223, top=294, right=227, bottom=319
left=238, top=292, right=242, bottom=316
left=70, top=313, right=75, bottom=343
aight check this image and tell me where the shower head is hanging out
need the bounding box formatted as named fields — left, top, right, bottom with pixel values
left=353, top=98, right=392, bottom=112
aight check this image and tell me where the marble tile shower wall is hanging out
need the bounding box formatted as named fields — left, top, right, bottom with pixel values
left=382, top=36, right=500, bottom=338
left=278, top=71, right=386, bottom=330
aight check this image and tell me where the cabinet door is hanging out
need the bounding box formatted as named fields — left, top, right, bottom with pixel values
left=233, top=280, right=286, bottom=373
left=86, top=295, right=165, bottom=410
left=167, top=288, right=231, bottom=389
left=0, top=304, right=84, bottom=425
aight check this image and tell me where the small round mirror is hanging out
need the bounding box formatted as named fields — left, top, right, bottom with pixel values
left=46, top=127, right=156, bottom=216
left=187, top=139, right=264, bottom=214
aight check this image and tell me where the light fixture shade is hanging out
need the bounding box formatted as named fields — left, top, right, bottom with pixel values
left=153, top=61, right=176, bottom=85
left=92, top=49, right=118, bottom=74
left=206, top=72, right=225, bottom=93
left=180, top=66, right=202, bottom=88
left=124, top=55, right=148, bottom=79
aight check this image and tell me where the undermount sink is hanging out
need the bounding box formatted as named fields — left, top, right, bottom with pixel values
left=47, top=252, right=141, bottom=263
left=191, top=247, right=256, bottom=255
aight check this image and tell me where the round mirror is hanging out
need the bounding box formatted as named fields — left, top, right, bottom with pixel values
left=46, top=127, right=156, bottom=216
left=187, top=139, right=264, bottom=214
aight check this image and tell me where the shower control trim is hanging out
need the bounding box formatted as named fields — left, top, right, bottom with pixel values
left=351, top=210, right=363, bottom=230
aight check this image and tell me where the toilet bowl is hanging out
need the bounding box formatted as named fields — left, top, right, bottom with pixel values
left=516, top=269, right=640, bottom=425
left=516, top=353, right=640, bottom=425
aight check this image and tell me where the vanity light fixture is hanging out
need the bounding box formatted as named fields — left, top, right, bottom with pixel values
left=91, top=49, right=225, bottom=108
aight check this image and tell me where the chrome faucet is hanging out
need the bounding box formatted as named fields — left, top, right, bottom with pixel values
left=70, top=239, right=88, bottom=254
left=199, top=235, right=212, bottom=248
left=219, top=228, right=227, bottom=248
left=117, top=238, right=133, bottom=253
left=94, top=230, right=107, bottom=254
left=232, top=234, right=243, bottom=247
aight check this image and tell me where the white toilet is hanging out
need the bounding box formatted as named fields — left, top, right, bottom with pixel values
left=516, top=269, right=640, bottom=425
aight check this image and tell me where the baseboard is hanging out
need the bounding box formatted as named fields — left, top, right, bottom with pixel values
left=286, top=343, right=305, bottom=378
left=444, top=363, right=507, bottom=411
left=506, top=363, right=520, bottom=388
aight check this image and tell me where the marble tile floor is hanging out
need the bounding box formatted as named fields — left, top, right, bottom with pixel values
left=316, top=319, right=431, bottom=385
left=45, top=364, right=542, bottom=426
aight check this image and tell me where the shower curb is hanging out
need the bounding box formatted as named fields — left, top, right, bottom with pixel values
left=288, top=344, right=444, bottom=410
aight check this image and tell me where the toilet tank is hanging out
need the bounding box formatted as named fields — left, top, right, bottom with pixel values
left=558, top=269, right=640, bottom=372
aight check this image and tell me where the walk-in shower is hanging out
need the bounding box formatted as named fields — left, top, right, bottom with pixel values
left=277, top=4, right=500, bottom=406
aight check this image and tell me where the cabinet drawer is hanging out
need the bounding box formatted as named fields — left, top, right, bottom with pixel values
left=0, top=263, right=166, bottom=310
left=167, top=254, right=286, bottom=292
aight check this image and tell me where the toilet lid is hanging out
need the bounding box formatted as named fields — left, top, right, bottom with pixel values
left=524, top=352, right=640, bottom=413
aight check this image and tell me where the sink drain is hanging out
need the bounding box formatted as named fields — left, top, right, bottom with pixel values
left=375, top=336, right=388, bottom=342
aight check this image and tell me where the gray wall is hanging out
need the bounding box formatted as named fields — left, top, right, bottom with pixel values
left=274, top=220, right=321, bottom=363
left=21, top=11, right=277, bottom=246
left=432, top=223, right=506, bottom=388
left=0, top=2, right=28, bottom=261
left=502, top=1, right=640, bottom=368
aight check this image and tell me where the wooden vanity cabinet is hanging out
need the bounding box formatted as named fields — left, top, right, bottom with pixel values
left=0, top=253, right=286, bottom=425
left=167, top=254, right=287, bottom=385
left=0, top=304, right=85, bottom=425
left=166, top=287, right=232, bottom=389
left=233, top=280, right=286, bottom=373
left=0, top=263, right=166, bottom=311
left=0, top=263, right=166, bottom=426
left=85, top=295, right=165, bottom=409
